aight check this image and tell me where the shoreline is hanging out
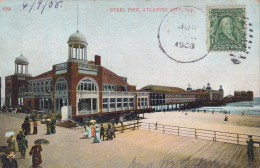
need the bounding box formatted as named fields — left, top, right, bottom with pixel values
left=140, top=110, right=260, bottom=136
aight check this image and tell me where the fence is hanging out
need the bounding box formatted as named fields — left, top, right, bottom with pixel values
left=114, top=121, right=141, bottom=135
left=141, top=122, right=260, bottom=147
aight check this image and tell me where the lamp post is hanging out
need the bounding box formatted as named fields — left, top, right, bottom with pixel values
left=47, top=89, right=51, bottom=114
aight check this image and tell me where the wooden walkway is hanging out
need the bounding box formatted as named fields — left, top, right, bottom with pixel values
left=122, top=129, right=260, bottom=168
left=1, top=113, right=259, bottom=168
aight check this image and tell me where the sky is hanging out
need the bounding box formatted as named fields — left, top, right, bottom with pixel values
left=0, top=0, right=259, bottom=100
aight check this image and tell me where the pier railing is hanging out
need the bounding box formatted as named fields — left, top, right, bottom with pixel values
left=114, top=121, right=141, bottom=135
left=140, top=122, right=260, bottom=147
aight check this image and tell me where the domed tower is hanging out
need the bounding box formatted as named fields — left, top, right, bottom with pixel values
left=219, top=85, right=223, bottom=92
left=206, top=83, right=212, bottom=91
left=187, top=84, right=192, bottom=91
left=14, top=54, right=29, bottom=76
left=67, top=30, right=88, bottom=62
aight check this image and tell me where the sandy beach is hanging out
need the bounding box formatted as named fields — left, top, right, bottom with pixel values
left=140, top=111, right=260, bottom=136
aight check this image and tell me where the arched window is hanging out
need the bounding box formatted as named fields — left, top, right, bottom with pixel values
left=55, top=78, right=67, bottom=91
left=77, top=78, right=98, bottom=91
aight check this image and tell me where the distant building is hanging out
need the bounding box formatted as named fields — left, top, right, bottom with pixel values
left=234, top=91, right=253, bottom=101
left=5, top=55, right=30, bottom=108
left=5, top=30, right=142, bottom=118
left=139, top=85, right=196, bottom=109
left=188, top=83, right=224, bottom=101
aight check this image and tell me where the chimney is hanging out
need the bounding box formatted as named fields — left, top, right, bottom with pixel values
left=95, top=55, right=101, bottom=66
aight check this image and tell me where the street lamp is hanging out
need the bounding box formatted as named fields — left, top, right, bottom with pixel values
left=47, top=89, right=51, bottom=114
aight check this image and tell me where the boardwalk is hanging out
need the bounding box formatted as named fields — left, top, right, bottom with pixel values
left=0, top=113, right=259, bottom=168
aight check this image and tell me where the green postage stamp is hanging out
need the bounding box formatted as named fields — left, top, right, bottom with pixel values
left=207, top=6, right=246, bottom=52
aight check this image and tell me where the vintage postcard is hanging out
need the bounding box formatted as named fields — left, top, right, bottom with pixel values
left=0, top=0, right=259, bottom=168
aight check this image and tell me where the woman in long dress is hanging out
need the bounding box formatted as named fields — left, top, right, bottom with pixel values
left=86, top=125, right=92, bottom=139
left=33, top=121, right=38, bottom=134
left=91, top=124, right=96, bottom=137
left=7, top=135, right=16, bottom=153
left=29, top=144, right=42, bottom=168
left=93, top=125, right=101, bottom=143
left=83, top=124, right=87, bottom=138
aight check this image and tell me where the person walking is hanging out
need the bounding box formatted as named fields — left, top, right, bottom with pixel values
left=120, top=122, right=125, bottom=133
left=91, top=124, right=96, bottom=137
left=83, top=124, right=87, bottom=139
left=25, top=115, right=29, bottom=122
left=33, top=120, right=38, bottom=135
left=24, top=121, right=31, bottom=136
left=100, top=124, right=105, bottom=141
left=2, top=152, right=18, bottom=168
left=7, top=135, right=16, bottom=153
left=247, top=135, right=255, bottom=161
left=29, top=143, right=42, bottom=168
left=111, top=123, right=116, bottom=139
left=86, top=125, right=92, bottom=139
left=16, top=130, right=24, bottom=152
left=51, top=117, right=56, bottom=134
left=46, top=119, right=51, bottom=135
left=93, top=125, right=101, bottom=143
left=107, top=124, right=112, bottom=140
left=155, top=122, right=158, bottom=130
left=19, top=135, right=28, bottom=159
left=21, top=121, right=26, bottom=134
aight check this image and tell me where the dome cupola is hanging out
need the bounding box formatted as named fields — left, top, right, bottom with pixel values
left=15, top=54, right=29, bottom=65
left=67, top=30, right=87, bottom=46
left=14, top=54, right=29, bottom=76
left=67, top=30, right=88, bottom=62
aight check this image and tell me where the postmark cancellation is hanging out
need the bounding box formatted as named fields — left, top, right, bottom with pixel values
left=207, top=6, right=246, bottom=52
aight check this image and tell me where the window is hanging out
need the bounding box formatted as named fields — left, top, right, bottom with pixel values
left=110, top=98, right=116, bottom=108
left=78, top=98, right=91, bottom=111
left=103, top=84, right=116, bottom=91
left=93, top=99, right=97, bottom=110
left=138, top=97, right=148, bottom=107
left=117, top=98, right=122, bottom=108
left=122, top=86, right=127, bottom=92
left=103, top=98, right=108, bottom=109
left=129, top=98, right=134, bottom=107
left=55, top=78, right=67, bottom=91
left=78, top=78, right=98, bottom=91
left=103, top=104, right=108, bottom=109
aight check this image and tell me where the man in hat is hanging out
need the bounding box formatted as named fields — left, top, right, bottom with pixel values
left=21, top=121, right=26, bottom=134
left=25, top=115, right=29, bottom=122
left=111, top=123, right=116, bottom=139
left=107, top=124, right=112, bottom=140
left=24, top=121, right=31, bottom=135
left=2, top=152, right=18, bottom=168
left=19, top=135, right=28, bottom=159
left=100, top=124, right=105, bottom=141
left=247, top=135, right=256, bottom=161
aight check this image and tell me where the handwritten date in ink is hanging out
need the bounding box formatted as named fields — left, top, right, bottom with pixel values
left=23, top=0, right=63, bottom=14
left=175, top=42, right=195, bottom=49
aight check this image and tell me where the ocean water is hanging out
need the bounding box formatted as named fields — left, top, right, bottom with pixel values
left=196, top=97, right=260, bottom=115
